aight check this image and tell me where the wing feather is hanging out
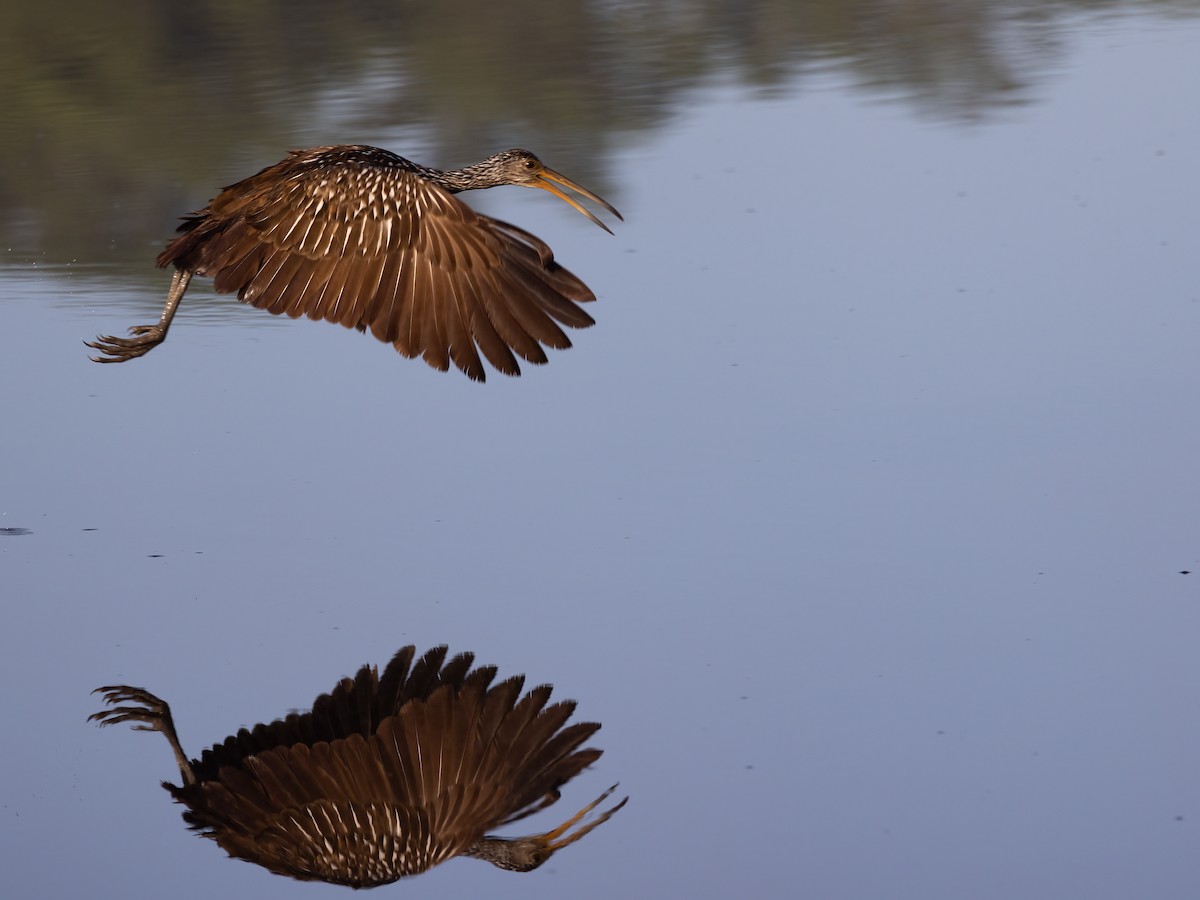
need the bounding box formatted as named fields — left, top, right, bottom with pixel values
left=458, top=272, right=520, bottom=376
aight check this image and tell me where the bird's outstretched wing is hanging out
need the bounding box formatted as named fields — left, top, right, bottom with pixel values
left=170, top=675, right=601, bottom=887
left=159, top=147, right=596, bottom=381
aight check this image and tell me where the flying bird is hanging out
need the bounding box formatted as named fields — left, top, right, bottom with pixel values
left=87, top=146, right=621, bottom=380
left=90, top=645, right=625, bottom=887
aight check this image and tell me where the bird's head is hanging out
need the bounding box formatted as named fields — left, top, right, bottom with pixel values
left=469, top=784, right=628, bottom=872
left=490, top=149, right=623, bottom=234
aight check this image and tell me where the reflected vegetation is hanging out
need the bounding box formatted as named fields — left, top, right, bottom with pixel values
left=90, top=645, right=625, bottom=887
left=2, top=0, right=1196, bottom=265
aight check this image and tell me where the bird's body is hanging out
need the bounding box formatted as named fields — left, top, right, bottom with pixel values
left=90, top=645, right=625, bottom=887
left=88, top=146, right=620, bottom=380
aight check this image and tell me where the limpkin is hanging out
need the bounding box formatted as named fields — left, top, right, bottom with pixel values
left=90, top=645, right=626, bottom=886
left=87, top=146, right=621, bottom=381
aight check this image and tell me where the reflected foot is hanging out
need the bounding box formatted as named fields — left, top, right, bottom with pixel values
left=89, top=685, right=174, bottom=731
left=85, top=324, right=166, bottom=363
left=90, top=685, right=197, bottom=784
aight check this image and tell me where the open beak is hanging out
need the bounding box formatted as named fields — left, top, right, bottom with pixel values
left=535, top=784, right=629, bottom=853
left=532, top=168, right=623, bottom=235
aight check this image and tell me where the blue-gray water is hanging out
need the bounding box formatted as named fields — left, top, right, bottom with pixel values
left=2, top=4, right=1198, bottom=899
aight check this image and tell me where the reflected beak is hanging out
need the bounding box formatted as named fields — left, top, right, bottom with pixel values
left=532, top=168, right=623, bottom=234
left=537, top=784, right=629, bottom=853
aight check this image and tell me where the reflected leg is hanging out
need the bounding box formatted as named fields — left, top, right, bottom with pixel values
left=90, top=685, right=197, bottom=786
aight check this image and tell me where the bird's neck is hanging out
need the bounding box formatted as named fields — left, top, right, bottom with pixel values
left=461, top=837, right=546, bottom=872
left=431, top=160, right=505, bottom=194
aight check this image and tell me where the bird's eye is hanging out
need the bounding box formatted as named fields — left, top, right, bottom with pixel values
left=524, top=159, right=537, bottom=169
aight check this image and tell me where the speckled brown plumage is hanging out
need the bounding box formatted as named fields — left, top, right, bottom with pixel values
left=87, top=146, right=621, bottom=380
left=90, top=646, right=626, bottom=887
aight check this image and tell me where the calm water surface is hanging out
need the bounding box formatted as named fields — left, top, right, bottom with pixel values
left=2, top=3, right=1199, bottom=899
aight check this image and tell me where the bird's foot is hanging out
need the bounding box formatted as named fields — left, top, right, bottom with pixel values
left=85, top=324, right=166, bottom=363
left=89, top=685, right=174, bottom=733
left=90, top=685, right=197, bottom=784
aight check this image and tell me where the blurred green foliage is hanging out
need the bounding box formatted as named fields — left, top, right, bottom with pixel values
left=1, top=0, right=1194, bottom=263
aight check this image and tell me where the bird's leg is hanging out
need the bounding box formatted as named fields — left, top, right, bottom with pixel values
left=86, top=268, right=193, bottom=363
left=89, top=685, right=197, bottom=786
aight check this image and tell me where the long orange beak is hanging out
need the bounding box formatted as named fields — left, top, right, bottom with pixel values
left=531, top=168, right=623, bottom=235
left=534, top=784, right=628, bottom=853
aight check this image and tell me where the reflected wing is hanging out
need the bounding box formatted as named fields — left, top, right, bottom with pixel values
left=159, top=147, right=596, bottom=381
left=167, top=672, right=602, bottom=887
left=188, top=646, right=497, bottom=783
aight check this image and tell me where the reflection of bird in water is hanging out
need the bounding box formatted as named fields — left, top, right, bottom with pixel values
left=87, top=146, right=621, bottom=380
left=90, top=645, right=625, bottom=886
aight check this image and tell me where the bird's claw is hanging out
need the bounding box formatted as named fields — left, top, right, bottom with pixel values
left=89, top=685, right=172, bottom=732
left=84, top=325, right=165, bottom=363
